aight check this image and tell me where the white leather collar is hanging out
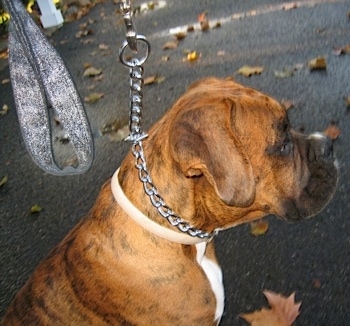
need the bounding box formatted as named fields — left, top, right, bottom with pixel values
left=111, top=168, right=207, bottom=245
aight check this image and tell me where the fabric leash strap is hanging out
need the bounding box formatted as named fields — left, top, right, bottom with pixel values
left=2, top=0, right=94, bottom=175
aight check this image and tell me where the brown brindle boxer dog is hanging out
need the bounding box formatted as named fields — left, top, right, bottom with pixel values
left=2, top=78, right=338, bottom=325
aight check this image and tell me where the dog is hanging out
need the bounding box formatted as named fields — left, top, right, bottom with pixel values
left=2, top=78, right=338, bottom=325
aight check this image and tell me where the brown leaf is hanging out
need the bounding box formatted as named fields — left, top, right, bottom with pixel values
left=345, top=96, right=350, bottom=107
left=282, top=2, right=298, bottom=10
left=187, top=25, right=195, bottom=32
left=323, top=124, right=341, bottom=140
left=75, top=28, right=93, bottom=39
left=332, top=44, right=350, bottom=56
left=308, top=57, right=327, bottom=70
left=144, top=75, right=165, bottom=85
left=99, top=43, right=109, bottom=50
left=238, top=65, right=264, bottom=77
left=175, top=32, right=187, bottom=40
left=0, top=48, right=8, bottom=59
left=250, top=219, right=269, bottom=236
left=84, top=92, right=104, bottom=103
left=240, top=291, right=301, bottom=326
left=198, top=12, right=208, bottom=23
left=162, top=40, right=178, bottom=50
left=200, top=19, right=210, bottom=32
left=1, top=78, right=10, bottom=84
left=281, top=100, right=294, bottom=111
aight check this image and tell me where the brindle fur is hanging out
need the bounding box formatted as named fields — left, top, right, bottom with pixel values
left=2, top=78, right=338, bottom=325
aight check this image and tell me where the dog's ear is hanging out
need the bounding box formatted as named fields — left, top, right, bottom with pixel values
left=170, top=100, right=255, bottom=207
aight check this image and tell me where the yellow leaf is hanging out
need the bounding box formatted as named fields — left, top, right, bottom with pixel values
left=250, top=219, right=269, bottom=236
left=308, top=57, right=327, bottom=70
left=0, top=175, right=8, bottom=187
left=30, top=204, right=43, bottom=214
left=186, top=51, right=200, bottom=62
left=240, top=291, right=301, bottom=326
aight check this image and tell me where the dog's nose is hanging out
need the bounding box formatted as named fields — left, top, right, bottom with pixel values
left=308, top=133, right=334, bottom=160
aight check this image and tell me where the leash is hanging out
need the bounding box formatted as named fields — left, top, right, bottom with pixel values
left=118, top=0, right=217, bottom=241
left=3, top=0, right=94, bottom=175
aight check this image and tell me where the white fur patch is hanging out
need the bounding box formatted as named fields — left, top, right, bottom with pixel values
left=196, top=242, right=225, bottom=324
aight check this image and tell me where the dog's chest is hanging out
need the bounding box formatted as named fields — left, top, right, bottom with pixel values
left=195, top=242, right=225, bottom=324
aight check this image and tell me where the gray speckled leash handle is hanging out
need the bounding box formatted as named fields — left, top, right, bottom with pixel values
left=3, top=0, right=94, bottom=175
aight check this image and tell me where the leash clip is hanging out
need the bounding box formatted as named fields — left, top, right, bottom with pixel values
left=119, top=0, right=138, bottom=53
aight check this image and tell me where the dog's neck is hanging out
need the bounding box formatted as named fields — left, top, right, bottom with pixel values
left=111, top=168, right=208, bottom=245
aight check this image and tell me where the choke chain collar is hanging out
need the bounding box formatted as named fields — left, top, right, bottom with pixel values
left=118, top=0, right=217, bottom=241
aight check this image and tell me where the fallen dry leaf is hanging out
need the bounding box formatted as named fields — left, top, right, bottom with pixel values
left=281, top=99, right=294, bottom=111
left=282, top=2, right=298, bottom=10
left=187, top=25, right=195, bottom=32
left=240, top=291, right=301, bottom=326
left=238, top=65, right=264, bottom=77
left=83, top=66, right=103, bottom=77
left=175, top=32, right=186, bottom=40
left=84, top=92, right=104, bottom=103
left=323, top=124, right=341, bottom=140
left=30, top=204, right=43, bottom=214
left=0, top=48, right=8, bottom=59
left=161, top=56, right=170, bottom=62
left=308, top=56, right=327, bottom=70
left=213, top=21, right=222, bottom=29
left=250, top=219, right=269, bottom=236
left=75, top=28, right=93, bottom=39
left=217, top=50, right=225, bottom=56
left=162, top=40, right=179, bottom=50
left=184, top=51, right=200, bottom=62
left=345, top=96, right=350, bottom=107
left=144, top=75, right=165, bottom=85
left=274, top=69, right=294, bottom=78
left=0, top=104, right=9, bottom=116
left=1, top=78, right=10, bottom=84
left=198, top=11, right=210, bottom=31
left=99, top=43, right=109, bottom=50
left=0, top=175, right=8, bottom=187
left=332, top=44, right=350, bottom=56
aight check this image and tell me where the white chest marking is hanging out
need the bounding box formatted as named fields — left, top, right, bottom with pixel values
left=195, top=242, right=225, bottom=324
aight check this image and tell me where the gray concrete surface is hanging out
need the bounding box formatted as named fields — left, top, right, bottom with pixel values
left=0, top=0, right=349, bottom=324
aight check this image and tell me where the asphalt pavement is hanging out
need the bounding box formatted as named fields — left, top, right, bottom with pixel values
left=0, top=0, right=349, bottom=324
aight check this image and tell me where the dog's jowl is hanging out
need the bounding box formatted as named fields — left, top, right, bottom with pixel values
left=2, top=78, right=338, bottom=325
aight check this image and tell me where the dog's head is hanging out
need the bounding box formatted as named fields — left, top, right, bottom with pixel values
left=163, top=78, right=338, bottom=229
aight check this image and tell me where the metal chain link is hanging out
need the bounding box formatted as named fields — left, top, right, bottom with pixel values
left=118, top=1, right=216, bottom=241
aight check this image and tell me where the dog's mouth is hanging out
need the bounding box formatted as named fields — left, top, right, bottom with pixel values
left=282, top=157, right=338, bottom=221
